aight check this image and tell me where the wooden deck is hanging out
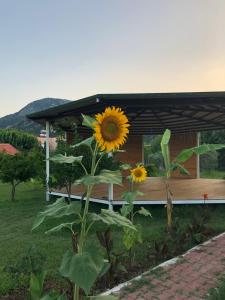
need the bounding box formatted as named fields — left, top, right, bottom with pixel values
left=51, top=177, right=225, bottom=204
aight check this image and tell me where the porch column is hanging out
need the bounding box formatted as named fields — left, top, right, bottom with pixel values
left=108, top=152, right=113, bottom=210
left=197, top=132, right=200, bottom=178
left=46, top=121, right=50, bottom=202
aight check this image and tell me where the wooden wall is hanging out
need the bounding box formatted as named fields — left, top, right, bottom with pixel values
left=66, top=131, right=143, bottom=165
left=115, top=135, right=143, bottom=165
left=170, top=132, right=198, bottom=179
left=66, top=131, right=74, bottom=144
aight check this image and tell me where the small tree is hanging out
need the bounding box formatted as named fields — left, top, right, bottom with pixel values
left=0, top=152, right=38, bottom=201
left=50, top=136, right=120, bottom=201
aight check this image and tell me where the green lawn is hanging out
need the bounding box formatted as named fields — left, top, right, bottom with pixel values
left=1, top=181, right=225, bottom=297
left=200, top=170, right=225, bottom=179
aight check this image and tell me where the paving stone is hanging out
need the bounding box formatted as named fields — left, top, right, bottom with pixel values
left=118, top=233, right=225, bottom=300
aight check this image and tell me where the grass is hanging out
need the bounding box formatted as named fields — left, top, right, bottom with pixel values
left=200, top=170, right=225, bottom=179
left=1, top=181, right=225, bottom=297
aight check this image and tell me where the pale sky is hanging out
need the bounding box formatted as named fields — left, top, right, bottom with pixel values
left=1, top=0, right=225, bottom=117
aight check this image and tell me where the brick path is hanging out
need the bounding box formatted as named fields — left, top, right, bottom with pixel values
left=117, top=233, right=225, bottom=300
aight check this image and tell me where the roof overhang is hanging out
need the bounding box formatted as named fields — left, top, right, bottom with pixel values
left=28, top=92, right=225, bottom=135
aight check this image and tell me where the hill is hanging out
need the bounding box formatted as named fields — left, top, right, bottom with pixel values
left=0, top=98, right=71, bottom=135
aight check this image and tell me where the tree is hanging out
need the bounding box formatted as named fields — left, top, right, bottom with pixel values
left=0, top=128, right=39, bottom=151
left=201, top=130, right=225, bottom=170
left=50, top=138, right=120, bottom=201
left=0, top=152, right=39, bottom=201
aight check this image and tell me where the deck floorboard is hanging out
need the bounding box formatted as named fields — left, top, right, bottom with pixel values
left=53, top=177, right=225, bottom=201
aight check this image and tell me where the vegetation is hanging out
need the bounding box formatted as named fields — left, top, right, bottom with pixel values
left=2, top=108, right=225, bottom=299
left=201, top=129, right=225, bottom=171
left=0, top=128, right=39, bottom=151
left=206, top=274, right=225, bottom=300
left=0, top=151, right=43, bottom=201
left=144, top=130, right=225, bottom=179
left=160, top=129, right=225, bottom=229
left=1, top=182, right=225, bottom=299
left=50, top=137, right=120, bottom=200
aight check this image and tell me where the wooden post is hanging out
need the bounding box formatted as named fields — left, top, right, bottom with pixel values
left=46, top=121, right=50, bottom=202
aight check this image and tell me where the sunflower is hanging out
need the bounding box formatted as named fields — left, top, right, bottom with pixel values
left=130, top=165, right=147, bottom=183
left=94, top=106, right=129, bottom=152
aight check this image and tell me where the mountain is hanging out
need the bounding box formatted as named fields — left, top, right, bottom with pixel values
left=0, top=98, right=71, bottom=135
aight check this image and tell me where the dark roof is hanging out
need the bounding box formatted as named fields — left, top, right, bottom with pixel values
left=28, top=91, right=225, bottom=135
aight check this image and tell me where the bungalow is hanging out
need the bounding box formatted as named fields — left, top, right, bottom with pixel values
left=28, top=92, right=225, bottom=207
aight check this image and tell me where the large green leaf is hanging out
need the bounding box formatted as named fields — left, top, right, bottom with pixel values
left=59, top=250, right=105, bottom=295
left=75, top=170, right=122, bottom=186
left=123, top=224, right=142, bottom=250
left=30, top=271, right=47, bottom=300
left=175, top=144, right=225, bottom=164
left=82, top=114, right=96, bottom=129
left=120, top=163, right=131, bottom=170
left=137, top=207, right=152, bottom=217
left=45, top=221, right=80, bottom=235
left=32, top=198, right=81, bottom=230
left=120, top=203, right=133, bottom=217
left=90, top=209, right=137, bottom=231
left=170, top=162, right=190, bottom=175
left=160, top=129, right=171, bottom=177
left=50, top=154, right=83, bottom=164
left=72, top=137, right=94, bottom=149
left=122, top=190, right=144, bottom=203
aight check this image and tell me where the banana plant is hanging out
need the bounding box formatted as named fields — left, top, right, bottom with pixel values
left=161, top=129, right=225, bottom=230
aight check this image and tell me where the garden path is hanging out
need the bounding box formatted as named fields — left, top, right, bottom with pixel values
left=117, top=232, right=225, bottom=299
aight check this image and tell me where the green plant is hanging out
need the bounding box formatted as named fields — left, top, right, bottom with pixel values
left=96, top=228, right=127, bottom=287
left=50, top=136, right=120, bottom=201
left=4, top=246, right=46, bottom=281
left=0, top=151, right=40, bottom=201
left=0, top=128, right=39, bottom=151
left=33, top=109, right=136, bottom=300
left=206, top=274, right=225, bottom=300
left=29, top=271, right=47, bottom=300
left=120, top=165, right=151, bottom=266
left=160, top=129, right=225, bottom=230
left=151, top=208, right=213, bottom=263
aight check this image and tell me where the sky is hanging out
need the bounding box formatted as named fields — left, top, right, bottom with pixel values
left=0, top=0, right=225, bottom=117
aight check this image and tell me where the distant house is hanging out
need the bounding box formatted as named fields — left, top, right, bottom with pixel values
left=0, top=144, right=18, bottom=155
left=37, top=137, right=57, bottom=151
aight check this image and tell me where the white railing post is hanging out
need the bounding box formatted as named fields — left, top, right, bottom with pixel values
left=197, top=132, right=200, bottom=178
left=46, top=121, right=50, bottom=202
left=108, top=152, right=114, bottom=210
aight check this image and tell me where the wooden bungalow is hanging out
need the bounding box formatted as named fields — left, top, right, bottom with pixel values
left=28, top=92, right=225, bottom=207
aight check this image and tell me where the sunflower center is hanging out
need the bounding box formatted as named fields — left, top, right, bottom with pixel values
left=134, top=169, right=143, bottom=178
left=101, top=117, right=120, bottom=141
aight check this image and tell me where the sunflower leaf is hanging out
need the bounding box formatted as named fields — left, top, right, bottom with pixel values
left=50, top=154, right=83, bottom=164
left=72, top=137, right=94, bottom=149
left=82, top=114, right=96, bottom=129
left=89, top=209, right=137, bottom=231
left=75, top=170, right=122, bottom=186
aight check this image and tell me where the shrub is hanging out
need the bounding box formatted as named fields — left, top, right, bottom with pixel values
left=0, top=128, right=39, bottom=151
